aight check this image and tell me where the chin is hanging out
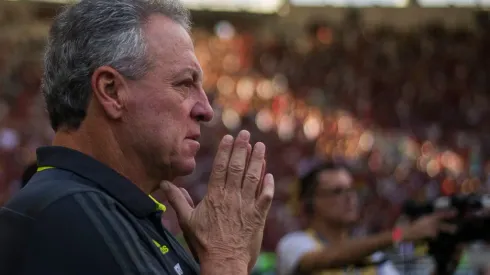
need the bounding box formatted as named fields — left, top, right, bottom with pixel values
left=171, top=158, right=196, bottom=177
left=344, top=214, right=360, bottom=224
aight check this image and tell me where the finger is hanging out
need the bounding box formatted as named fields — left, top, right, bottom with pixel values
left=256, top=160, right=266, bottom=199
left=226, top=130, right=250, bottom=190
left=468, top=209, right=490, bottom=218
left=435, top=210, right=457, bottom=220
left=209, top=135, right=234, bottom=190
left=256, top=173, right=274, bottom=216
left=160, top=181, right=193, bottom=222
left=243, top=143, right=253, bottom=191
left=242, top=142, right=266, bottom=201
left=247, top=143, right=252, bottom=161
left=179, top=187, right=195, bottom=208
left=439, top=222, right=458, bottom=234
left=243, top=143, right=253, bottom=174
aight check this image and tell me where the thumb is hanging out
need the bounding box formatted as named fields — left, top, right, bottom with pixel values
left=256, top=173, right=274, bottom=216
left=179, top=187, right=195, bottom=208
left=161, top=181, right=193, bottom=222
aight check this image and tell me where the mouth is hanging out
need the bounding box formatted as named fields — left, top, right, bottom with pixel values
left=185, top=134, right=200, bottom=141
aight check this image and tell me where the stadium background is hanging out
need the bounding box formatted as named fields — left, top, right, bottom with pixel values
left=1, top=0, right=490, bottom=274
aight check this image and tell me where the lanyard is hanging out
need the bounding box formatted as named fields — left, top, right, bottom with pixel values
left=36, top=166, right=166, bottom=212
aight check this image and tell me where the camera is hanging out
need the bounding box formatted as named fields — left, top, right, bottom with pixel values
left=402, top=194, right=490, bottom=275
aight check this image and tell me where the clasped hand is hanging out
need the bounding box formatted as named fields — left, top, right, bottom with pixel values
left=161, top=130, right=274, bottom=272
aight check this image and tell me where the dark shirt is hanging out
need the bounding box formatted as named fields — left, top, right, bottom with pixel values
left=20, top=162, right=37, bottom=188
left=0, top=146, right=199, bottom=275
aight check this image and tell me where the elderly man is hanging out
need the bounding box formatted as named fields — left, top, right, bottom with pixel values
left=0, top=0, right=274, bottom=274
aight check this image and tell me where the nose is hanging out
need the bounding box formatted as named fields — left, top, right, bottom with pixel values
left=346, top=191, right=358, bottom=204
left=190, top=89, right=214, bottom=122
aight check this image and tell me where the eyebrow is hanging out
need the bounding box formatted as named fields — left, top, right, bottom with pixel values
left=174, top=67, right=203, bottom=82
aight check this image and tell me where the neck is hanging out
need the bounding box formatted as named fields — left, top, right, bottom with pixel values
left=52, top=120, right=160, bottom=194
left=309, top=218, right=349, bottom=243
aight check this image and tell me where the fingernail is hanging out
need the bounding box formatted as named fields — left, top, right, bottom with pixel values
left=222, top=135, right=233, bottom=144
left=160, top=181, right=171, bottom=191
left=254, top=142, right=265, bottom=153
left=238, top=130, right=250, bottom=140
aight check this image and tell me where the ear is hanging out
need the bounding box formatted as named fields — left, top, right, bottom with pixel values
left=91, top=66, right=127, bottom=120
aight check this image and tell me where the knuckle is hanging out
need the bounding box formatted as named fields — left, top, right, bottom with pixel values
left=251, top=149, right=265, bottom=159
left=214, top=162, right=227, bottom=173
left=167, top=193, right=178, bottom=202
left=207, top=187, right=222, bottom=198
left=253, top=150, right=265, bottom=160
left=220, top=139, right=234, bottom=149
left=250, top=208, right=264, bottom=222
left=262, top=192, right=274, bottom=203
left=235, top=138, right=248, bottom=148
left=245, top=172, right=261, bottom=183
left=228, top=162, right=244, bottom=174
left=206, top=197, right=225, bottom=211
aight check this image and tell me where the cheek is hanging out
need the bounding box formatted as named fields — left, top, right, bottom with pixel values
left=139, top=95, right=186, bottom=128
left=317, top=200, right=334, bottom=215
left=125, top=99, right=171, bottom=143
left=127, top=90, right=194, bottom=149
left=152, top=103, right=191, bottom=149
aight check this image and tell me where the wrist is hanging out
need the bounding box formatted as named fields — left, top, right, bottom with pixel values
left=200, top=257, right=248, bottom=275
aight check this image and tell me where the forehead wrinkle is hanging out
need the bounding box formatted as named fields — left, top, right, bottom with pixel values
left=150, top=46, right=201, bottom=83
left=171, top=63, right=203, bottom=80
left=143, top=15, right=195, bottom=76
left=149, top=40, right=191, bottom=71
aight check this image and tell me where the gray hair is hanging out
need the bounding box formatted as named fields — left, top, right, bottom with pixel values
left=42, top=0, right=191, bottom=131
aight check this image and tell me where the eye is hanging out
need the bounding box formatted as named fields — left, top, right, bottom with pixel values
left=179, top=79, right=194, bottom=88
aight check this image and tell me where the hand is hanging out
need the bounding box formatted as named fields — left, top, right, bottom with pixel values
left=172, top=143, right=267, bottom=272
left=161, top=130, right=274, bottom=270
left=404, top=211, right=457, bottom=241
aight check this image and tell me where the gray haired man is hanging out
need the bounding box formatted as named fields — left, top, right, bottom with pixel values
left=0, top=1, right=274, bottom=274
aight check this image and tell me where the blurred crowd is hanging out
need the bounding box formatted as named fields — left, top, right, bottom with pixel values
left=186, top=14, right=490, bottom=249
left=1, top=7, right=490, bottom=273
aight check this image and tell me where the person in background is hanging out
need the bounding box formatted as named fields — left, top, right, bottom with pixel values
left=276, top=162, right=458, bottom=275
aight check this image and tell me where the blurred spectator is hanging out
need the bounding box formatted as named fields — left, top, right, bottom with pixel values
left=276, top=162, right=400, bottom=275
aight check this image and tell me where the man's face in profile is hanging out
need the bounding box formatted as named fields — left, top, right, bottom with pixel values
left=118, top=15, right=214, bottom=179
left=313, top=168, right=359, bottom=226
